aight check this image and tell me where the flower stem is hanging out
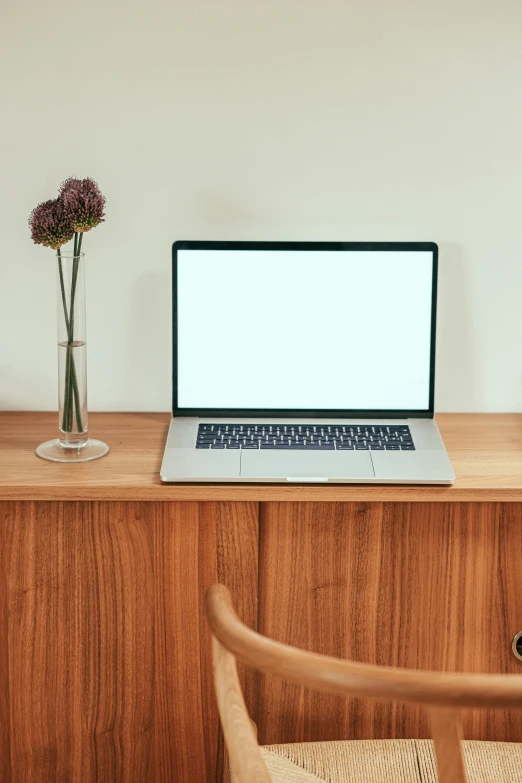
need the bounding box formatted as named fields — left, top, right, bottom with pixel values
left=70, top=348, right=82, bottom=433
left=58, top=250, right=71, bottom=430
left=59, top=242, right=84, bottom=434
left=57, top=251, right=71, bottom=336
left=68, top=241, right=83, bottom=434
left=64, top=346, right=73, bottom=431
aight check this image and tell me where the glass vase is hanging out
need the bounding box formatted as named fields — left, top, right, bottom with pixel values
left=36, top=250, right=109, bottom=462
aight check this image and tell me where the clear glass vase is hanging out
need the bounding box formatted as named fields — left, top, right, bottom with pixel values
left=36, top=250, right=109, bottom=462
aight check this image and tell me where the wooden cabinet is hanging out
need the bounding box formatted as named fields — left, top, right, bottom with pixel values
left=1, top=413, right=522, bottom=782
left=0, top=500, right=258, bottom=783
left=258, top=501, right=522, bottom=745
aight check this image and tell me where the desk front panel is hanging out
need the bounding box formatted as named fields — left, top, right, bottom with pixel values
left=1, top=498, right=520, bottom=783
left=0, top=500, right=258, bottom=783
left=258, top=501, right=522, bottom=745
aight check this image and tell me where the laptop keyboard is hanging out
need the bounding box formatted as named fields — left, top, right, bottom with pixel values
left=196, top=424, right=415, bottom=450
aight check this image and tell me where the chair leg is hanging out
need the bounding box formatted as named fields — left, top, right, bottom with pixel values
left=222, top=723, right=257, bottom=783
left=429, top=708, right=467, bottom=783
left=223, top=749, right=231, bottom=783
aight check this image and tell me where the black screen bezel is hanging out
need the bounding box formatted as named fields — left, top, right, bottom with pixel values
left=172, top=240, right=438, bottom=419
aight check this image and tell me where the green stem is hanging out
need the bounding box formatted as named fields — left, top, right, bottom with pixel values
left=65, top=347, right=73, bottom=431
left=68, top=246, right=83, bottom=434
left=58, top=249, right=68, bottom=429
left=58, top=248, right=72, bottom=431
left=57, top=250, right=71, bottom=337
left=69, top=252, right=80, bottom=341
left=63, top=345, right=71, bottom=430
left=70, top=350, right=82, bottom=432
left=59, top=240, right=84, bottom=434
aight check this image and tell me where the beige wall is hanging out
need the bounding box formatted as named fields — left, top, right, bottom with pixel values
left=2, top=0, right=522, bottom=412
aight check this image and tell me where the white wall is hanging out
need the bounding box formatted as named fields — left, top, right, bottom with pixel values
left=2, top=0, right=522, bottom=413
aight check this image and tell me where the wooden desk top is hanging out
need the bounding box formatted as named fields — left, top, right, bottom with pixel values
left=1, top=412, right=522, bottom=502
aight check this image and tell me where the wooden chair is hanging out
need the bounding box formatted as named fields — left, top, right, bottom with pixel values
left=205, top=584, right=522, bottom=783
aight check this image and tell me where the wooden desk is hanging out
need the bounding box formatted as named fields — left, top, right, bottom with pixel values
left=1, top=412, right=522, bottom=782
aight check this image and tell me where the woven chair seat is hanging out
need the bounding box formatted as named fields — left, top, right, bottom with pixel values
left=231, top=739, right=522, bottom=782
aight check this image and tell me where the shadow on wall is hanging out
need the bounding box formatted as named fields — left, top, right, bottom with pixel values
left=126, top=271, right=172, bottom=410
left=436, top=242, right=477, bottom=412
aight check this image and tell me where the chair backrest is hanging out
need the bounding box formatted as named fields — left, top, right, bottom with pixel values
left=205, top=584, right=522, bottom=783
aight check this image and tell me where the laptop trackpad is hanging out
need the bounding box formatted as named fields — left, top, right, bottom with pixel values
left=161, top=448, right=241, bottom=480
left=240, top=450, right=374, bottom=480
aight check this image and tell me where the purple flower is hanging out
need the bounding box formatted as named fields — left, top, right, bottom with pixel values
left=29, top=198, right=74, bottom=250
left=60, top=177, right=106, bottom=232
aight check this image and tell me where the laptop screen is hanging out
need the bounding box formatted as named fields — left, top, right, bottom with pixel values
left=174, top=244, right=436, bottom=415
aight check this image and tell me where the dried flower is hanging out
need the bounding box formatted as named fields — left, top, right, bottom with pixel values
left=29, top=176, right=107, bottom=437
left=60, top=177, right=106, bottom=232
left=29, top=198, right=74, bottom=250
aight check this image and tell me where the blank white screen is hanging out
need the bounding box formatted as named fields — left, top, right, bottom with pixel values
left=177, top=249, right=433, bottom=410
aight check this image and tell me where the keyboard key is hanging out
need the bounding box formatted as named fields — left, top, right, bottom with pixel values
left=197, top=424, right=415, bottom=451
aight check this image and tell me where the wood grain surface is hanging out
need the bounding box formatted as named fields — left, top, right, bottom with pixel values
left=2, top=412, right=522, bottom=501
left=0, top=500, right=258, bottom=782
left=257, top=501, right=522, bottom=745
left=0, top=514, right=10, bottom=783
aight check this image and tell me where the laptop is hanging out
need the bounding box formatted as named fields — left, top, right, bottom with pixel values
left=160, top=241, right=455, bottom=484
